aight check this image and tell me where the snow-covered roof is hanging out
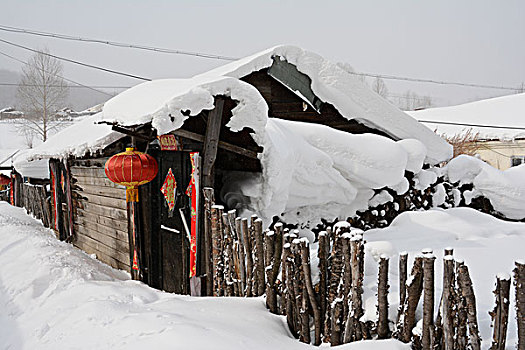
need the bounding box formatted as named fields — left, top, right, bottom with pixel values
left=101, top=45, right=451, bottom=164
left=408, top=93, right=525, bottom=141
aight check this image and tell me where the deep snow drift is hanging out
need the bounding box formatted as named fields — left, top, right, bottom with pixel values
left=1, top=202, right=524, bottom=349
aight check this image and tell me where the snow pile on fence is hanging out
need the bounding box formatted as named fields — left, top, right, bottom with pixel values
left=441, top=155, right=525, bottom=220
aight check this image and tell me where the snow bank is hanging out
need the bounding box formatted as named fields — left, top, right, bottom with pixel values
left=444, top=155, right=525, bottom=220
left=0, top=202, right=408, bottom=350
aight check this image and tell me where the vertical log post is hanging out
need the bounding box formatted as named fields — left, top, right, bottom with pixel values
left=489, top=274, right=511, bottom=350
left=326, top=228, right=343, bottom=343
left=266, top=223, right=283, bottom=314
left=211, top=205, right=223, bottom=296
left=457, top=263, right=481, bottom=350
left=341, top=233, right=352, bottom=328
left=291, top=239, right=310, bottom=344
left=235, top=217, right=246, bottom=295
left=455, top=260, right=468, bottom=350
left=344, top=234, right=365, bottom=343
left=318, top=231, right=329, bottom=339
left=241, top=218, right=253, bottom=297
left=398, top=251, right=408, bottom=322
left=283, top=242, right=297, bottom=338
left=300, top=239, right=322, bottom=345
left=443, top=255, right=456, bottom=350
left=253, top=217, right=265, bottom=296
left=222, top=213, right=235, bottom=296
left=377, top=255, right=390, bottom=339
left=264, top=229, right=276, bottom=311
left=515, top=261, right=525, bottom=350
left=399, top=255, right=424, bottom=343
left=422, top=254, right=436, bottom=350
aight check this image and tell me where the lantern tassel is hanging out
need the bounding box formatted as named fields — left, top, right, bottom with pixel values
left=126, top=187, right=139, bottom=202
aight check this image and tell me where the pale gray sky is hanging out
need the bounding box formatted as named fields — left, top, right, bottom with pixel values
left=1, top=0, right=524, bottom=107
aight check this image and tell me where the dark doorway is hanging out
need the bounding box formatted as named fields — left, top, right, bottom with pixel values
left=140, top=148, right=192, bottom=294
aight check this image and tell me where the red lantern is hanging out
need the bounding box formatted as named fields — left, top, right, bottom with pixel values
left=0, top=174, right=10, bottom=186
left=104, top=147, right=158, bottom=202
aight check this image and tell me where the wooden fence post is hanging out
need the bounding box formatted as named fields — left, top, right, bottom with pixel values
left=422, top=254, right=436, bottom=350
left=489, top=274, right=511, bottom=350
left=222, top=213, right=234, bottom=296
left=457, top=263, right=481, bottom=350
left=398, top=251, right=408, bottom=322
left=300, top=239, right=321, bottom=345
left=241, top=218, right=253, bottom=297
left=264, top=229, right=276, bottom=311
left=210, top=205, right=223, bottom=296
left=318, top=231, right=329, bottom=340
left=235, top=217, right=246, bottom=295
left=443, top=255, right=455, bottom=350
left=515, top=261, right=525, bottom=350
left=344, top=234, right=365, bottom=343
left=399, top=255, right=424, bottom=343
left=283, top=241, right=297, bottom=338
left=291, top=239, right=310, bottom=344
left=377, top=255, right=390, bottom=339
left=253, top=217, right=265, bottom=296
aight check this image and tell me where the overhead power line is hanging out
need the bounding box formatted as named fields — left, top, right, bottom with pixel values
left=418, top=119, right=525, bottom=131
left=351, top=72, right=518, bottom=91
left=0, top=24, right=520, bottom=91
left=0, top=24, right=239, bottom=61
left=0, top=37, right=151, bottom=81
left=0, top=50, right=116, bottom=97
left=0, top=82, right=130, bottom=89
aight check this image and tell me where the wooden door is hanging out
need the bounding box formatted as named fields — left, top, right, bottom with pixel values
left=141, top=148, right=192, bottom=294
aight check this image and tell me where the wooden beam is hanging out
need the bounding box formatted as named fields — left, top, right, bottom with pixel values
left=201, top=98, right=225, bottom=188
left=172, top=129, right=260, bottom=160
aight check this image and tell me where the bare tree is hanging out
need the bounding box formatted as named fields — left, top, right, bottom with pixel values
left=16, top=48, right=69, bottom=142
left=398, top=90, right=433, bottom=111
left=441, top=128, right=481, bottom=158
left=372, top=77, right=389, bottom=99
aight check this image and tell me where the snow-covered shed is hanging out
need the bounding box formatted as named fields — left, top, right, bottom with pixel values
left=19, top=45, right=451, bottom=294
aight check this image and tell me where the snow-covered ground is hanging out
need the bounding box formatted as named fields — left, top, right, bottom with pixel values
left=0, top=202, right=405, bottom=350
left=1, top=201, right=524, bottom=349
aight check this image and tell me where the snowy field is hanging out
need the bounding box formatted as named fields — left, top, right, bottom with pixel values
left=0, top=202, right=524, bottom=349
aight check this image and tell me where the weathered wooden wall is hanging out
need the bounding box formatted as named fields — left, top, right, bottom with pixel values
left=70, top=158, right=130, bottom=271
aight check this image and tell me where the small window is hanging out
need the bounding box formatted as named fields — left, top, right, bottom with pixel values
left=511, top=156, right=525, bottom=167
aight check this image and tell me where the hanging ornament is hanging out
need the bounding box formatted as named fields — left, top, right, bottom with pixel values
left=160, top=168, right=177, bottom=212
left=104, top=147, right=158, bottom=202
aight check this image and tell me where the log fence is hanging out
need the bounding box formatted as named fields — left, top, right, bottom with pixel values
left=203, top=188, right=525, bottom=349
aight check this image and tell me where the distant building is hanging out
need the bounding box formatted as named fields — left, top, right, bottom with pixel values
left=409, top=93, right=525, bottom=170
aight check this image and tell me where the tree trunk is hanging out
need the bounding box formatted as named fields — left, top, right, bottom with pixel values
left=377, top=255, right=390, bottom=339
left=457, top=263, right=481, bottom=350
left=489, top=274, right=511, bottom=350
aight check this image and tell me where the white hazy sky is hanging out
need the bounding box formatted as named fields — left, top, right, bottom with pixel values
left=1, top=0, right=524, bottom=107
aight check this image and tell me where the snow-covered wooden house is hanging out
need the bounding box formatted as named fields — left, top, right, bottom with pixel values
left=17, top=46, right=451, bottom=294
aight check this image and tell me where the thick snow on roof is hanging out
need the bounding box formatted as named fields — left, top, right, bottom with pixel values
left=408, top=93, right=525, bottom=141
left=101, top=45, right=451, bottom=164
left=17, top=113, right=120, bottom=162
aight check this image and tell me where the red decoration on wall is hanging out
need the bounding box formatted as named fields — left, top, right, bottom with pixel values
left=0, top=174, right=10, bottom=186
left=104, top=147, right=158, bottom=202
left=158, top=134, right=181, bottom=151
left=160, top=168, right=177, bottom=212
left=186, top=152, right=200, bottom=278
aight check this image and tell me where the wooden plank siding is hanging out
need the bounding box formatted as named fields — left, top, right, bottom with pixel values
left=70, top=163, right=130, bottom=271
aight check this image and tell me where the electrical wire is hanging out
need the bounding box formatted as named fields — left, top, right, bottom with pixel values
left=418, top=119, right=525, bottom=131
left=0, top=50, right=117, bottom=97
left=0, top=82, right=130, bottom=89
left=0, top=24, right=520, bottom=91
left=0, top=24, right=239, bottom=61
left=0, top=37, right=151, bottom=81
